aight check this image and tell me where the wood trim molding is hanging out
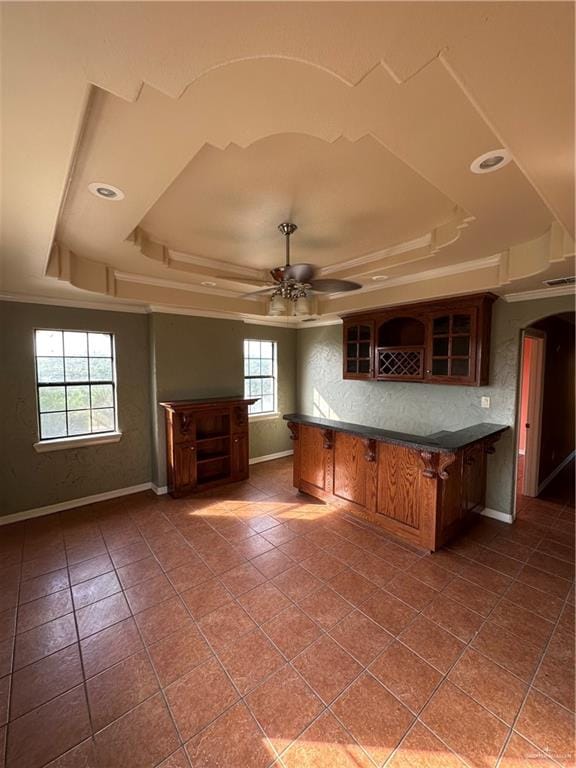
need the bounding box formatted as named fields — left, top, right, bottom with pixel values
left=437, top=452, right=457, bottom=479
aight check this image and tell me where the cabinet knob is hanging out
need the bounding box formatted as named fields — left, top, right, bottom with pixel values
left=189, top=446, right=195, bottom=451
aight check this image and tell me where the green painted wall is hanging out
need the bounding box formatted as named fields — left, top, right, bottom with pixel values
left=149, top=313, right=297, bottom=487
left=296, top=294, right=575, bottom=516
left=0, top=301, right=152, bottom=517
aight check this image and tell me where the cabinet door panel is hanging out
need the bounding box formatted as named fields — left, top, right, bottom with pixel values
left=376, top=444, right=422, bottom=529
left=333, top=432, right=366, bottom=506
left=343, top=321, right=374, bottom=379
left=231, top=433, right=249, bottom=480
left=300, top=425, right=327, bottom=491
left=174, top=443, right=197, bottom=490
left=426, top=309, right=477, bottom=384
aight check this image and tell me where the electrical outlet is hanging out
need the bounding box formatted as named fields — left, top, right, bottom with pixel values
left=481, top=396, right=491, bottom=408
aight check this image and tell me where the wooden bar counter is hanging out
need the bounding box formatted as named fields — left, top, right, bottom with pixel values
left=284, top=414, right=508, bottom=551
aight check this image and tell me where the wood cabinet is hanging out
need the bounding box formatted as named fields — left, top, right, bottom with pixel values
left=342, top=292, right=496, bottom=386
left=287, top=418, right=507, bottom=551
left=160, top=397, right=257, bottom=497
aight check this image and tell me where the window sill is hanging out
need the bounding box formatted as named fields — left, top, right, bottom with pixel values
left=33, top=432, right=122, bottom=453
left=248, top=412, right=281, bottom=423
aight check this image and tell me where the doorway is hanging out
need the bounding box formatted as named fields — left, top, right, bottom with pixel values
left=517, top=330, right=546, bottom=499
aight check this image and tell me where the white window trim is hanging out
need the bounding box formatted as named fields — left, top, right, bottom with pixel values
left=248, top=411, right=280, bottom=422
left=33, top=431, right=122, bottom=453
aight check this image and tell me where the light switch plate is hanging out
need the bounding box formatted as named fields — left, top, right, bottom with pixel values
left=481, top=396, right=491, bottom=408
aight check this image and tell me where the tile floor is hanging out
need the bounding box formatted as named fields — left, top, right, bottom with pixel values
left=0, top=457, right=574, bottom=768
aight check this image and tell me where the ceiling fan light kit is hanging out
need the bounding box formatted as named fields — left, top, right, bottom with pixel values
left=266, top=222, right=361, bottom=316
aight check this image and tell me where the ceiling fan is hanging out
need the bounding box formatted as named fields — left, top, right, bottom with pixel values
left=248, top=222, right=362, bottom=316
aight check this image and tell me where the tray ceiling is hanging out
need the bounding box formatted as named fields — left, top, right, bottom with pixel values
left=1, top=2, right=574, bottom=321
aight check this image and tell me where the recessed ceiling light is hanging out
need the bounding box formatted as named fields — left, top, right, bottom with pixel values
left=371, top=275, right=389, bottom=281
left=470, top=149, right=511, bottom=174
left=88, top=182, right=125, bottom=200
left=201, top=281, right=217, bottom=287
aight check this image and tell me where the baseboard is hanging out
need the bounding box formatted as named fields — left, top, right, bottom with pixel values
left=537, top=450, right=575, bottom=495
left=481, top=507, right=514, bottom=524
left=249, top=449, right=293, bottom=465
left=152, top=484, right=168, bottom=495
left=518, top=449, right=526, bottom=456
left=0, top=483, right=154, bottom=526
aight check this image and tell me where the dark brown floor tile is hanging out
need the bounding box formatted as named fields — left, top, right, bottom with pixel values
left=0, top=609, right=16, bottom=644
left=180, top=577, right=233, bottom=619
left=489, top=599, right=555, bottom=650
left=80, top=617, right=143, bottom=678
left=300, top=552, right=347, bottom=582
left=421, top=681, right=510, bottom=768
left=0, top=676, right=8, bottom=727
left=68, top=555, right=113, bottom=587
left=359, top=589, right=417, bottom=636
left=6, top=685, right=91, bottom=768
left=166, top=560, right=213, bottom=593
left=185, top=701, right=274, bottom=768
left=117, top=556, right=164, bottom=590
left=282, top=710, right=373, bottom=768
left=19, top=570, right=69, bottom=605
left=472, top=547, right=524, bottom=577
left=329, top=609, right=393, bottom=666
left=448, top=648, right=528, bottom=724
left=233, top=534, right=275, bottom=560
left=441, top=576, right=500, bottom=617
left=517, top=565, right=572, bottom=599
left=471, top=621, right=542, bottom=682
left=527, top=551, right=574, bottom=580
left=486, top=536, right=533, bottom=563
left=94, top=693, right=180, bottom=768
left=351, top=551, right=399, bottom=588
left=11, top=643, right=83, bottom=719
left=292, top=635, right=362, bottom=704
left=86, top=650, right=159, bottom=731
left=21, top=553, right=67, bottom=581
left=197, top=602, right=257, bottom=651
left=499, top=732, right=558, bottom=768
left=298, top=585, right=353, bottom=630
left=262, top=605, right=322, bottom=660
left=370, top=640, right=442, bottom=713
left=422, top=594, right=484, bottom=642
left=133, top=595, right=194, bottom=645
left=388, top=722, right=468, bottom=768
left=533, top=628, right=575, bottom=711
left=328, top=568, right=378, bottom=607
left=238, top=582, right=292, bottom=625
left=218, top=628, right=284, bottom=695
left=200, top=544, right=246, bottom=576
left=278, top=536, right=321, bottom=563
left=71, top=572, right=121, bottom=610
left=331, top=671, right=414, bottom=765
left=14, top=614, right=77, bottom=670
left=504, top=580, right=565, bottom=622
left=262, top=523, right=297, bottom=547
left=76, top=592, right=131, bottom=639
left=219, top=562, right=267, bottom=596
left=157, top=747, right=191, bottom=768
left=516, top=689, right=575, bottom=768
left=42, top=738, right=98, bottom=767
left=17, top=589, right=73, bottom=634
left=399, top=616, right=465, bottom=674
left=410, top=558, right=454, bottom=590
left=272, top=565, right=322, bottom=602
left=246, top=665, right=323, bottom=756
left=66, top=540, right=107, bottom=566
left=385, top=573, right=438, bottom=611
left=165, top=656, right=239, bottom=740
left=109, top=540, right=151, bottom=569
left=149, top=623, right=212, bottom=687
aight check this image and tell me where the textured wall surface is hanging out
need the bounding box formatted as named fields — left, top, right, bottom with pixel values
left=296, top=294, right=575, bottom=515
left=150, top=313, right=296, bottom=486
left=0, top=301, right=152, bottom=517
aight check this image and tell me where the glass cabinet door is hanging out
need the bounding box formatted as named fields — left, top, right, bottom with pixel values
left=427, top=310, right=476, bottom=382
left=344, top=322, right=374, bottom=378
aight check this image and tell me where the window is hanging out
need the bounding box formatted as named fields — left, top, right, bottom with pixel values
left=243, top=339, right=277, bottom=415
left=34, top=329, right=117, bottom=440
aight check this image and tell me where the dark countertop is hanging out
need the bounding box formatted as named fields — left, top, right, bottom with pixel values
left=283, top=413, right=508, bottom=453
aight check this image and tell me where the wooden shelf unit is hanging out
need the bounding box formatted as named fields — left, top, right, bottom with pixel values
left=160, top=397, right=257, bottom=497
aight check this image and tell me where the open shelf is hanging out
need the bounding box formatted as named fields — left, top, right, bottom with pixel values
left=197, top=453, right=230, bottom=464
left=196, top=434, right=230, bottom=443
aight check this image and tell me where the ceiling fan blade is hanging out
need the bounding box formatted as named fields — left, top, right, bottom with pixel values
left=284, top=263, right=317, bottom=283
left=309, top=278, right=362, bottom=293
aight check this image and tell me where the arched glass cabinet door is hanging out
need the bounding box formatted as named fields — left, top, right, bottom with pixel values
left=343, top=320, right=374, bottom=379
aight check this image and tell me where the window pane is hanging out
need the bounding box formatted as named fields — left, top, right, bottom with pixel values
left=37, top=357, right=64, bottom=383
left=433, top=337, right=449, bottom=356
left=260, top=341, right=273, bottom=359
left=65, top=358, right=89, bottom=382
left=262, top=378, right=274, bottom=395
left=68, top=409, right=91, bottom=435
left=88, top=333, right=111, bottom=357
left=453, top=314, right=471, bottom=334
left=64, top=331, right=88, bottom=357
left=249, top=359, right=261, bottom=376
left=244, top=360, right=251, bottom=377
left=92, top=408, right=115, bottom=432
left=91, top=384, right=113, bottom=408
left=89, top=357, right=112, bottom=381
left=261, top=395, right=274, bottom=412
left=40, top=411, right=67, bottom=439
left=249, top=400, right=262, bottom=414
left=248, top=340, right=260, bottom=358
left=67, top=385, right=90, bottom=410
left=433, top=316, right=449, bottom=335
left=451, top=336, right=470, bottom=356
left=35, top=330, right=63, bottom=357
left=249, top=378, right=262, bottom=397
left=450, top=358, right=470, bottom=377
left=261, top=359, right=273, bottom=376
left=432, top=359, right=449, bottom=376
left=38, top=386, right=66, bottom=412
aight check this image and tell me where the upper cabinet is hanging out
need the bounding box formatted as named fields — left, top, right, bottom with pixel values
left=341, top=293, right=496, bottom=386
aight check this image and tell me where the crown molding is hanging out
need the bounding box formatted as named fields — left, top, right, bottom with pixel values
left=114, top=270, right=263, bottom=302
left=501, top=285, right=576, bottom=303
left=0, top=292, right=149, bottom=314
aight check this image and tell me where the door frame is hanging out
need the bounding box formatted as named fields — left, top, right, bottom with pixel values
left=516, top=328, right=546, bottom=498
